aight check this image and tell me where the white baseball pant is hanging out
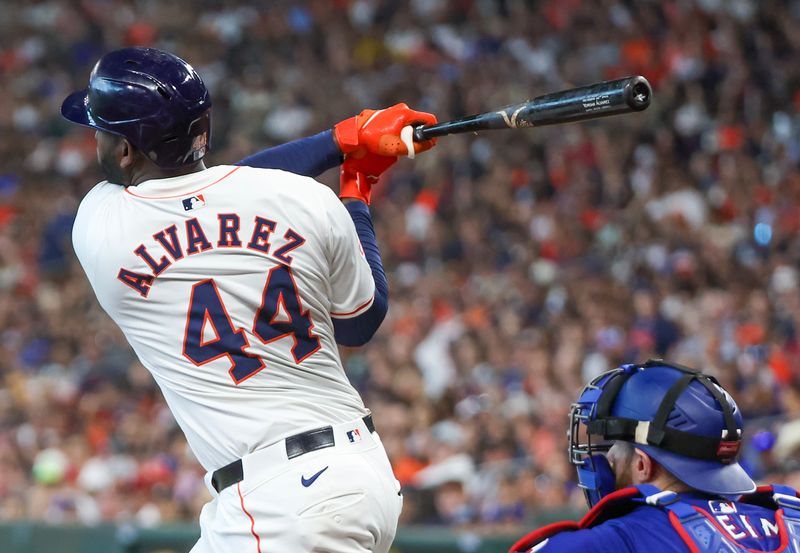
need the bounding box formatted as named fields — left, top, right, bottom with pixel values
left=190, top=416, right=402, bottom=553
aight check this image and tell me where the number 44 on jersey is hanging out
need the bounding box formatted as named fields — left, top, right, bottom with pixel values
left=183, top=265, right=321, bottom=384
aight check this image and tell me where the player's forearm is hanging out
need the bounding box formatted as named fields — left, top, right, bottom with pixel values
left=236, top=129, right=342, bottom=177
left=332, top=202, right=388, bottom=346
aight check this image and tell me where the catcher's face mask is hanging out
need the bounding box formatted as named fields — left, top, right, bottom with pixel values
left=568, top=367, right=630, bottom=507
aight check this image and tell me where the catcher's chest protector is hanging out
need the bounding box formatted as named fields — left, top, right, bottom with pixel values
left=509, top=484, right=800, bottom=553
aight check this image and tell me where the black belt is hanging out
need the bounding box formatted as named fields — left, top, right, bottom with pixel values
left=211, top=415, right=375, bottom=493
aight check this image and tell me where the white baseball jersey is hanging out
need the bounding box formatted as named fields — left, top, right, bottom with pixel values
left=72, top=165, right=376, bottom=470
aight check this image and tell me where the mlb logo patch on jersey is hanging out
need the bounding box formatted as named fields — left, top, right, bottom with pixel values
left=182, top=194, right=206, bottom=211
left=708, top=500, right=737, bottom=514
left=347, top=428, right=362, bottom=443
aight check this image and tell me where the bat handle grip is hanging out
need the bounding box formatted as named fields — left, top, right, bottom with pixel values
left=413, top=125, right=431, bottom=142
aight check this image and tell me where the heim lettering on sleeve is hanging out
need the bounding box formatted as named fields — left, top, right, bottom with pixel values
left=707, top=501, right=779, bottom=541
left=117, top=213, right=307, bottom=297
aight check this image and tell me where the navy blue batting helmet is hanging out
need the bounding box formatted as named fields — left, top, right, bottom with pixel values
left=569, top=359, right=755, bottom=506
left=61, top=47, right=211, bottom=169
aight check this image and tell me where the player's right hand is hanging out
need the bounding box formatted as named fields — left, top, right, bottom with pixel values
left=334, top=103, right=438, bottom=159
left=338, top=150, right=397, bottom=205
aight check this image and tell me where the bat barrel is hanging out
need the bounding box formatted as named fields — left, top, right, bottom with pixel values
left=413, top=76, right=652, bottom=141
left=504, top=75, right=652, bottom=128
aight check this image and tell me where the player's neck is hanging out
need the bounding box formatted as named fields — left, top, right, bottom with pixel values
left=648, top=473, right=692, bottom=494
left=128, top=160, right=207, bottom=187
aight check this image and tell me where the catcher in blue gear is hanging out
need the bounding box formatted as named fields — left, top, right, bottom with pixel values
left=511, top=360, right=800, bottom=553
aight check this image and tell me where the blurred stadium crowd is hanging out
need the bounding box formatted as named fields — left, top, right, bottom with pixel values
left=2, top=0, right=800, bottom=533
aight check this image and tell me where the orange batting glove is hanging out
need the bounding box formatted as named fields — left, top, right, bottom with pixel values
left=338, top=150, right=397, bottom=205
left=334, top=103, right=438, bottom=159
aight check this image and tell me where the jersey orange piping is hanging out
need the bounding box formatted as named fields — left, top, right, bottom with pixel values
left=124, top=166, right=242, bottom=199
left=330, top=295, right=375, bottom=318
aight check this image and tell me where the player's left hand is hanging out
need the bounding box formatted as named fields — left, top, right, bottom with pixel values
left=334, top=103, right=438, bottom=160
left=338, top=150, right=397, bottom=205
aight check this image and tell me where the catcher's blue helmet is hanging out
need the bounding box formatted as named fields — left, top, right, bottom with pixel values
left=61, top=47, right=211, bottom=169
left=569, top=359, right=755, bottom=507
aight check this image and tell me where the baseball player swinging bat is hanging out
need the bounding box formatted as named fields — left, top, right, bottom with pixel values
left=408, top=76, right=651, bottom=144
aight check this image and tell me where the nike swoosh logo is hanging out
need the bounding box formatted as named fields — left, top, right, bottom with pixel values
left=301, top=466, right=329, bottom=487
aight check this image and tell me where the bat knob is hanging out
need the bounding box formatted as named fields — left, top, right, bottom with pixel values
left=625, top=76, right=652, bottom=111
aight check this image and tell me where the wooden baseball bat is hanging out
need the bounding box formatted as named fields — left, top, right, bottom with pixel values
left=412, top=76, right=651, bottom=142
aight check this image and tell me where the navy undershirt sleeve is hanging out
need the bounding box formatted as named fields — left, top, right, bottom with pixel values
left=235, top=129, right=342, bottom=177
left=332, top=202, right=389, bottom=347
